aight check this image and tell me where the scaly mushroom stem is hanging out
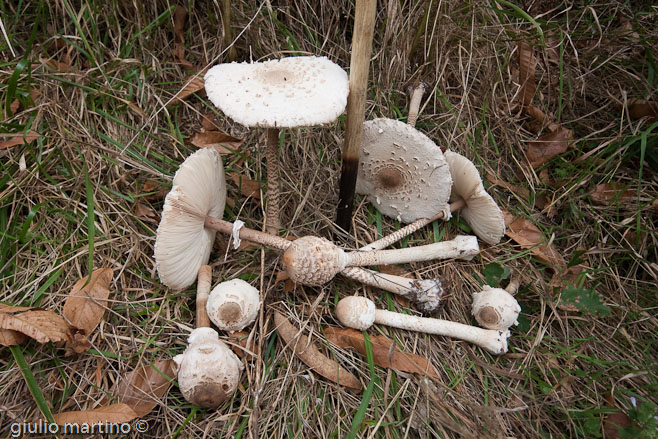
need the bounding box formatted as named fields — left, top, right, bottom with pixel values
left=406, top=82, right=425, bottom=128
left=336, top=296, right=509, bottom=355
left=265, top=128, right=281, bottom=235
left=361, top=198, right=466, bottom=251
left=196, top=265, right=212, bottom=328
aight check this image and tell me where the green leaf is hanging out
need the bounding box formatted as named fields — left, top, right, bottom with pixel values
left=561, top=286, right=611, bottom=315
left=483, top=262, right=511, bottom=287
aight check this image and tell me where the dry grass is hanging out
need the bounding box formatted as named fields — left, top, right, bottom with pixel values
left=1, top=1, right=657, bottom=438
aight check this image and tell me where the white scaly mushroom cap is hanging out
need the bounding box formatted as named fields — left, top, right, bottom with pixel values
left=471, top=285, right=521, bottom=330
left=154, top=148, right=226, bottom=290
left=355, top=118, right=452, bottom=223
left=444, top=150, right=505, bottom=245
left=336, top=296, right=376, bottom=331
left=204, top=56, right=349, bottom=128
left=206, top=279, right=261, bottom=333
left=173, top=328, right=244, bottom=408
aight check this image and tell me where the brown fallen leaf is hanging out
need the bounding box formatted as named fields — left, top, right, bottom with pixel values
left=172, top=5, right=194, bottom=71
left=526, top=126, right=573, bottom=168
left=53, top=403, right=138, bottom=426
left=504, top=213, right=565, bottom=268
left=227, top=331, right=259, bottom=360
left=486, top=173, right=531, bottom=200
left=186, top=131, right=244, bottom=154
left=0, top=310, right=71, bottom=344
left=0, top=131, right=40, bottom=149
left=0, top=305, right=37, bottom=313
left=325, top=327, right=440, bottom=379
left=2, top=90, right=40, bottom=119
left=63, top=268, right=114, bottom=336
left=628, top=99, right=658, bottom=123
left=201, top=112, right=222, bottom=131
left=273, top=311, right=362, bottom=390
left=113, top=360, right=175, bottom=417
left=590, top=183, right=634, bottom=205
left=168, top=73, right=206, bottom=106
left=141, top=180, right=169, bottom=201
left=602, top=392, right=633, bottom=439
left=0, top=329, right=28, bottom=346
left=517, top=42, right=537, bottom=108
left=134, top=202, right=158, bottom=222
left=229, top=172, right=261, bottom=199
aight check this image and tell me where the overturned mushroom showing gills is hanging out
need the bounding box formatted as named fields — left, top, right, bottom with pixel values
left=173, top=327, right=244, bottom=408
left=472, top=279, right=521, bottom=331
left=355, top=118, right=452, bottom=224
left=154, top=148, right=226, bottom=290
left=207, top=279, right=261, bottom=333
left=336, top=296, right=510, bottom=355
left=205, top=56, right=349, bottom=234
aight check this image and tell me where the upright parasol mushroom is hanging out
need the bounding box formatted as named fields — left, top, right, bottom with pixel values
left=207, top=278, right=261, bottom=333
left=204, top=56, right=349, bottom=234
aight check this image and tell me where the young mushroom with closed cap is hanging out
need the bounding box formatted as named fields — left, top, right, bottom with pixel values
left=472, top=278, right=521, bottom=331
left=173, top=266, right=244, bottom=408
left=336, top=296, right=510, bottom=355
left=205, top=56, right=349, bottom=234
left=207, top=279, right=261, bottom=333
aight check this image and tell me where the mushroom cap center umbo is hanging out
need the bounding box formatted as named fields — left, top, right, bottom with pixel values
left=217, top=302, right=243, bottom=325
left=376, top=167, right=404, bottom=190
left=189, top=382, right=231, bottom=408
left=477, top=306, right=501, bottom=326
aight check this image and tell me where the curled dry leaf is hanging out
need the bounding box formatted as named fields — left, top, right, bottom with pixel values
left=628, top=99, right=658, bottom=123
left=517, top=42, right=537, bottom=108
left=0, top=310, right=71, bottom=344
left=325, top=327, right=440, bottom=379
left=590, top=183, right=634, bottom=205
left=504, top=212, right=565, bottom=268
left=186, top=131, right=244, bottom=155
left=113, top=360, right=176, bottom=417
left=53, top=403, right=138, bottom=426
left=172, top=5, right=194, bottom=71
left=0, top=305, right=38, bottom=346
left=526, top=126, right=573, bottom=168
left=0, top=131, right=40, bottom=149
left=229, top=172, right=261, bottom=200
left=63, top=268, right=114, bottom=336
left=201, top=112, right=222, bottom=131
left=168, top=73, right=206, bottom=107
left=273, top=311, right=362, bottom=390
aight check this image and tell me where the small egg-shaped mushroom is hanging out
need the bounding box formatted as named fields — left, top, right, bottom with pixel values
left=206, top=279, right=261, bottom=332
left=471, top=285, right=521, bottom=330
left=173, top=327, right=243, bottom=408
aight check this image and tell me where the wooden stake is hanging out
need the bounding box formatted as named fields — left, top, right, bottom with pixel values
left=196, top=265, right=212, bottom=328
left=336, top=0, right=377, bottom=232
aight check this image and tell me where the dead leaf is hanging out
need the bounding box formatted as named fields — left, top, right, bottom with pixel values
left=113, top=360, right=175, bottom=417
left=141, top=180, right=169, bottom=201
left=53, top=403, right=138, bottom=426
left=63, top=268, right=114, bottom=336
left=602, top=392, right=633, bottom=439
left=186, top=131, right=244, bottom=154
left=284, top=279, right=296, bottom=293
left=518, top=42, right=537, bottom=108
left=0, top=329, right=28, bottom=346
left=526, top=126, right=573, bottom=168
left=0, top=304, right=37, bottom=313
left=628, top=99, right=658, bottom=123
left=0, top=310, right=71, bottom=344
left=274, top=312, right=362, bottom=390
left=486, top=173, right=531, bottom=200
left=134, top=202, right=158, bottom=222
left=168, top=73, right=206, bottom=106
left=504, top=213, right=565, bottom=268
left=229, top=173, right=261, bottom=199
left=172, top=5, right=194, bottom=71
left=0, top=131, right=40, bottom=149
left=201, top=112, right=221, bottom=131
left=227, top=331, right=259, bottom=359
left=590, top=183, right=634, bottom=205
left=325, top=327, right=440, bottom=379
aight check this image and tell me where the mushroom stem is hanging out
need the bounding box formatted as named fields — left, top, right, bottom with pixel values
left=196, top=265, right=212, bottom=328
left=346, top=235, right=478, bottom=267
left=204, top=216, right=291, bottom=250
left=336, top=296, right=509, bottom=355
left=361, top=198, right=466, bottom=251
left=265, top=128, right=281, bottom=235
left=406, top=82, right=426, bottom=128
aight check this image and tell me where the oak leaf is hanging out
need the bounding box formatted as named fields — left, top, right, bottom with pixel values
left=0, top=310, right=71, bottom=344
left=63, top=268, right=114, bottom=336
left=526, top=126, right=573, bottom=168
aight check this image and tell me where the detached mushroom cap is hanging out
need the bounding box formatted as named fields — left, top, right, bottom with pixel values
left=355, top=118, right=452, bottom=223
left=336, top=296, right=376, bottom=330
left=444, top=150, right=505, bottom=245
left=206, top=279, right=261, bottom=332
left=204, top=56, right=349, bottom=128
left=154, top=148, right=226, bottom=290
left=173, top=327, right=243, bottom=408
left=282, top=236, right=347, bottom=286
left=472, top=285, right=521, bottom=330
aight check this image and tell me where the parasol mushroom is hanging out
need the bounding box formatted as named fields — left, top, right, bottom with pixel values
left=207, top=278, right=261, bottom=333
left=204, top=56, right=349, bottom=234
left=336, top=296, right=510, bottom=355
left=472, top=278, right=521, bottom=331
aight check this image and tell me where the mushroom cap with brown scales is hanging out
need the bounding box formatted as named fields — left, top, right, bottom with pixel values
left=281, top=236, right=348, bottom=286
left=206, top=279, right=261, bottom=333
left=204, top=56, right=349, bottom=128
left=173, top=328, right=243, bottom=408
left=444, top=150, right=505, bottom=245
left=355, top=118, right=452, bottom=223
left=154, top=148, right=226, bottom=290
left=471, top=285, right=521, bottom=331
left=335, top=296, right=376, bottom=331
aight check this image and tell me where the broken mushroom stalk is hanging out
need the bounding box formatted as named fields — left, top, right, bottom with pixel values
left=472, top=278, right=521, bottom=331
left=205, top=56, right=349, bottom=234
left=173, top=266, right=244, bottom=408
left=336, top=296, right=510, bottom=355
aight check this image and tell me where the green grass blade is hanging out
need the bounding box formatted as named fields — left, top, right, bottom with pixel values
left=10, top=346, right=55, bottom=423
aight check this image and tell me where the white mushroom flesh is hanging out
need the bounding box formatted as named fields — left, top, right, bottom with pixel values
left=207, top=279, right=261, bottom=332
left=355, top=118, right=452, bottom=223
left=472, top=285, right=521, bottom=330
